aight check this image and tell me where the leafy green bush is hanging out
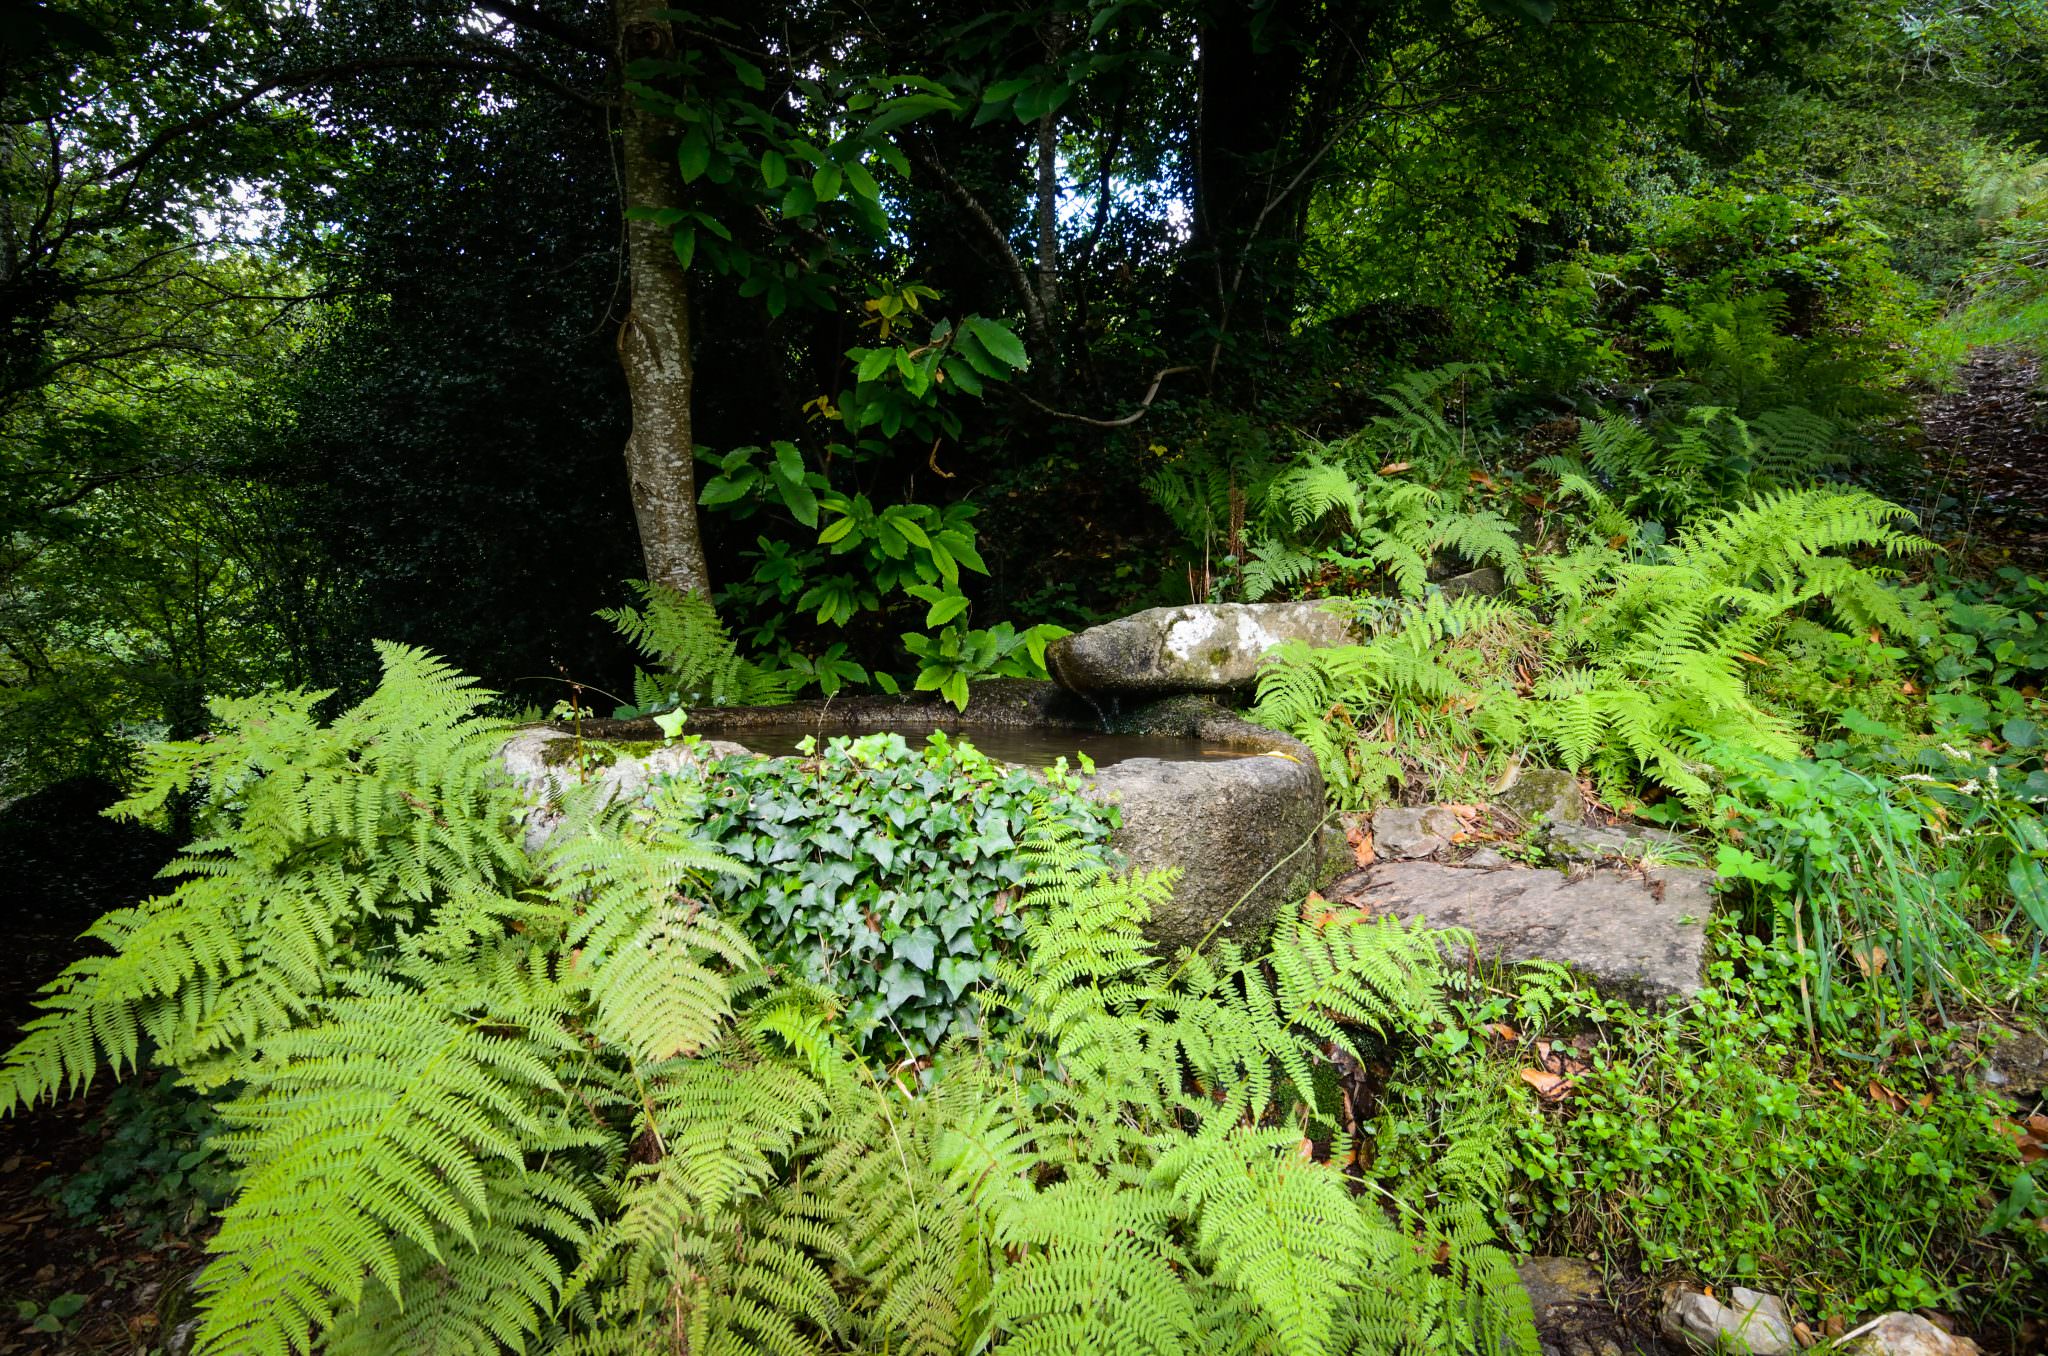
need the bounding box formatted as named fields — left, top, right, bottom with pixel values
left=1608, top=188, right=1916, bottom=421
left=660, top=731, right=1117, bottom=1059
left=601, top=579, right=806, bottom=711
left=1150, top=365, right=1527, bottom=604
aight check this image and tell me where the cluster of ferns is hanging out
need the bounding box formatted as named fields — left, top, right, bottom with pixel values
left=1, top=643, right=1536, bottom=1356
left=1249, top=485, right=1929, bottom=810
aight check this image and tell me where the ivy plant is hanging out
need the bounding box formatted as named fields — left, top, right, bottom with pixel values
left=659, top=731, right=1118, bottom=1059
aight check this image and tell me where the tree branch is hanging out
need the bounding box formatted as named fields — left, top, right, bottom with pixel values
left=905, top=136, right=1052, bottom=362
left=1012, top=365, right=1197, bottom=429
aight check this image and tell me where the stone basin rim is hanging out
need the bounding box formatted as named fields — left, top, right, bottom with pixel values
left=545, top=679, right=1308, bottom=762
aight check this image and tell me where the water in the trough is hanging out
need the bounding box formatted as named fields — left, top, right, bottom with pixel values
left=701, top=723, right=1263, bottom=769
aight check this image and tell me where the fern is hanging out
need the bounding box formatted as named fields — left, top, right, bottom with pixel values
left=599, top=580, right=799, bottom=710
left=4, top=646, right=1538, bottom=1356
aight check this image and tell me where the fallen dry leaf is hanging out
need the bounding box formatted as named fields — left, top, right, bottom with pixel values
left=1351, top=828, right=1376, bottom=867
left=1868, top=1080, right=1910, bottom=1113
left=1793, top=1321, right=1816, bottom=1350
left=1378, top=461, right=1412, bottom=475
left=1850, top=941, right=1889, bottom=978
left=1488, top=1022, right=1521, bottom=1042
left=1519, top=1068, right=1573, bottom=1100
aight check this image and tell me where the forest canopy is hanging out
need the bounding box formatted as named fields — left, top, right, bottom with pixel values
left=5, top=0, right=2041, bottom=783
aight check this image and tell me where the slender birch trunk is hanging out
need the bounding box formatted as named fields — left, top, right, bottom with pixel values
left=616, top=0, right=711, bottom=596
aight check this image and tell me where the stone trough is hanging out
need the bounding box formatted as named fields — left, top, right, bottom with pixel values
left=506, top=598, right=1713, bottom=996
left=503, top=676, right=1329, bottom=953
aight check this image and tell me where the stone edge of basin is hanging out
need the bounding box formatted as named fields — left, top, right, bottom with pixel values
left=503, top=680, right=1328, bottom=954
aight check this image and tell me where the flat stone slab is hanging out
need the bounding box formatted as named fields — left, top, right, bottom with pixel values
left=1047, top=601, right=1355, bottom=695
left=1334, top=860, right=1710, bottom=1006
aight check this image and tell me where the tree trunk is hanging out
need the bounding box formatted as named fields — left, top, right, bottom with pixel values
left=616, top=0, right=711, bottom=596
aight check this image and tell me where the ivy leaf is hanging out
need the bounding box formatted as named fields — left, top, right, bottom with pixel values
left=892, top=929, right=938, bottom=971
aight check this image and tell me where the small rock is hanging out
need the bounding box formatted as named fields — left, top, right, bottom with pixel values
left=1439, top=565, right=1506, bottom=599
left=1496, top=767, right=1585, bottom=826
left=1544, top=820, right=1687, bottom=862
left=1843, top=1312, right=1980, bottom=1356
left=1953, top=1022, right=2048, bottom=1099
left=1515, top=1256, right=1603, bottom=1320
left=1373, top=805, right=1464, bottom=859
left=1461, top=846, right=1512, bottom=870
left=1659, top=1286, right=1795, bottom=1355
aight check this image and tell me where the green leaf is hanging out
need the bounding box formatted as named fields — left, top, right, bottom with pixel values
left=925, top=594, right=970, bottom=627
left=818, top=515, right=857, bottom=545
left=760, top=149, right=788, bottom=188
left=856, top=348, right=894, bottom=382
left=844, top=161, right=879, bottom=200
left=671, top=227, right=697, bottom=270
left=812, top=164, right=842, bottom=203
left=940, top=356, right=983, bottom=396
left=961, top=316, right=1028, bottom=370
left=721, top=50, right=765, bottom=89
left=677, top=133, right=712, bottom=182
left=781, top=181, right=817, bottom=218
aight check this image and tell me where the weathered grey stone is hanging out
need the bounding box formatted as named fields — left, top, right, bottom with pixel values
left=1544, top=820, right=1689, bottom=862
left=1516, top=1256, right=1604, bottom=1321
left=1046, top=601, right=1355, bottom=695
left=1439, top=565, right=1506, bottom=600
left=1497, top=768, right=1585, bottom=826
left=1345, top=860, right=1709, bottom=1006
left=1373, top=805, right=1465, bottom=859
left=1088, top=748, right=1325, bottom=953
left=500, top=727, right=751, bottom=850
left=1461, top=846, right=1513, bottom=870
left=1844, top=1312, right=1980, bottom=1356
left=1952, top=1021, right=2048, bottom=1098
left=1659, top=1287, right=1794, bottom=1356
